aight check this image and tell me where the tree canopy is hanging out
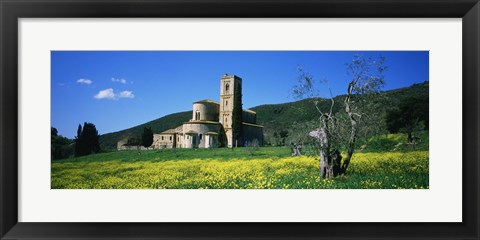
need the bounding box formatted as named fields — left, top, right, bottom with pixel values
left=51, top=127, right=74, bottom=160
left=75, top=122, right=101, bottom=157
left=385, top=96, right=428, bottom=142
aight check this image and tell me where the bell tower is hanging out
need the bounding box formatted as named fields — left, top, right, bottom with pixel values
left=219, top=74, right=242, bottom=147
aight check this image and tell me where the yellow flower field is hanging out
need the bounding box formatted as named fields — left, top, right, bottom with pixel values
left=51, top=149, right=428, bottom=189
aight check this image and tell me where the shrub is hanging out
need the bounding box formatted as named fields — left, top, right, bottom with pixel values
left=245, top=139, right=260, bottom=155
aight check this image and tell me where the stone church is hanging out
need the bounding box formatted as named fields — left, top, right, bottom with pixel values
left=118, top=74, right=263, bottom=150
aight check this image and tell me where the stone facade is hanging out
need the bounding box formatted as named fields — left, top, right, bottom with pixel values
left=117, top=74, right=263, bottom=150
left=117, top=138, right=153, bottom=150
left=152, top=128, right=176, bottom=149
left=219, top=75, right=239, bottom=147
left=182, top=121, right=223, bottom=148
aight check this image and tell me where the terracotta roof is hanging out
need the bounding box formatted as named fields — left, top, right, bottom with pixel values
left=193, top=99, right=219, bottom=104
left=184, top=120, right=221, bottom=125
left=174, top=125, right=183, bottom=133
left=160, top=128, right=176, bottom=134
left=242, top=122, right=264, bottom=128
left=185, top=130, right=197, bottom=134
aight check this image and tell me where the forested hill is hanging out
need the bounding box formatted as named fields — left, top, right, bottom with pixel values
left=99, top=111, right=191, bottom=150
left=251, top=81, right=428, bottom=145
left=99, top=81, right=428, bottom=150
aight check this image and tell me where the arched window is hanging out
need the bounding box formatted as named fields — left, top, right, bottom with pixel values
left=226, top=100, right=228, bottom=106
left=225, top=83, right=230, bottom=92
left=195, top=111, right=200, bottom=120
left=199, top=134, right=202, bottom=140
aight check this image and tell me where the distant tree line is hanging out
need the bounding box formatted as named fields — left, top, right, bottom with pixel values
left=51, top=127, right=74, bottom=160
left=51, top=122, right=102, bottom=160
left=384, top=96, right=428, bottom=143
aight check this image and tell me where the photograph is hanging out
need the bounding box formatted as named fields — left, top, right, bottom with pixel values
left=51, top=51, right=429, bottom=189
left=2, top=0, right=478, bottom=238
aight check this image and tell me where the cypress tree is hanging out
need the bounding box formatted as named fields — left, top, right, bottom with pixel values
left=74, top=124, right=83, bottom=157
left=232, top=80, right=243, bottom=146
left=74, top=122, right=100, bottom=157
left=82, top=122, right=100, bottom=154
left=142, top=127, right=154, bottom=148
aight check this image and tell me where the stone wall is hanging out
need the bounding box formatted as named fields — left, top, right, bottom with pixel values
left=182, top=122, right=223, bottom=148
left=242, top=123, right=264, bottom=146
left=118, top=145, right=153, bottom=151
left=153, top=133, right=175, bottom=149
left=242, top=110, right=257, bottom=124
left=192, top=101, right=219, bottom=121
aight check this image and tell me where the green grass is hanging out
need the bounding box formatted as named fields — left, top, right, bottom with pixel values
left=358, top=131, right=429, bottom=152
left=52, top=146, right=428, bottom=189
left=55, top=146, right=291, bottom=163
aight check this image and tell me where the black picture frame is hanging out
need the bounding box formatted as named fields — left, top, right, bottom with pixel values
left=1, top=0, right=479, bottom=239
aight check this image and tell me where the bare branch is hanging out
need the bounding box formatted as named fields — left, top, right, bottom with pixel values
left=312, top=100, right=325, bottom=116
left=328, top=88, right=335, bottom=118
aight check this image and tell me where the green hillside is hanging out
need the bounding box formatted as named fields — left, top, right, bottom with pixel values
left=99, top=111, right=191, bottom=151
left=99, top=81, right=428, bottom=150
left=251, top=81, right=428, bottom=145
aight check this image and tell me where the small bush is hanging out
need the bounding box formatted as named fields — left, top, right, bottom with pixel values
left=244, top=139, right=260, bottom=155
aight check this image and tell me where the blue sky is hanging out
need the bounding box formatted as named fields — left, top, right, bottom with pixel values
left=51, top=51, right=429, bottom=138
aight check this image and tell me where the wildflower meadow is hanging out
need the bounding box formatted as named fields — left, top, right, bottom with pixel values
left=52, top=145, right=428, bottom=189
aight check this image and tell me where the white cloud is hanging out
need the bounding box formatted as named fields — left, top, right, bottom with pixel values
left=118, top=91, right=135, bottom=99
left=111, top=78, right=127, bottom=84
left=94, top=88, right=135, bottom=100
left=77, top=79, right=92, bottom=85
left=94, top=88, right=116, bottom=100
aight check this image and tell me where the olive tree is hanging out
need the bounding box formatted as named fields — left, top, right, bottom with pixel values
left=293, top=55, right=387, bottom=179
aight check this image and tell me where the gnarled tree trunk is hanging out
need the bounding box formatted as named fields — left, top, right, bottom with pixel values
left=340, top=81, right=358, bottom=175
left=312, top=128, right=329, bottom=179
left=310, top=128, right=342, bottom=179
